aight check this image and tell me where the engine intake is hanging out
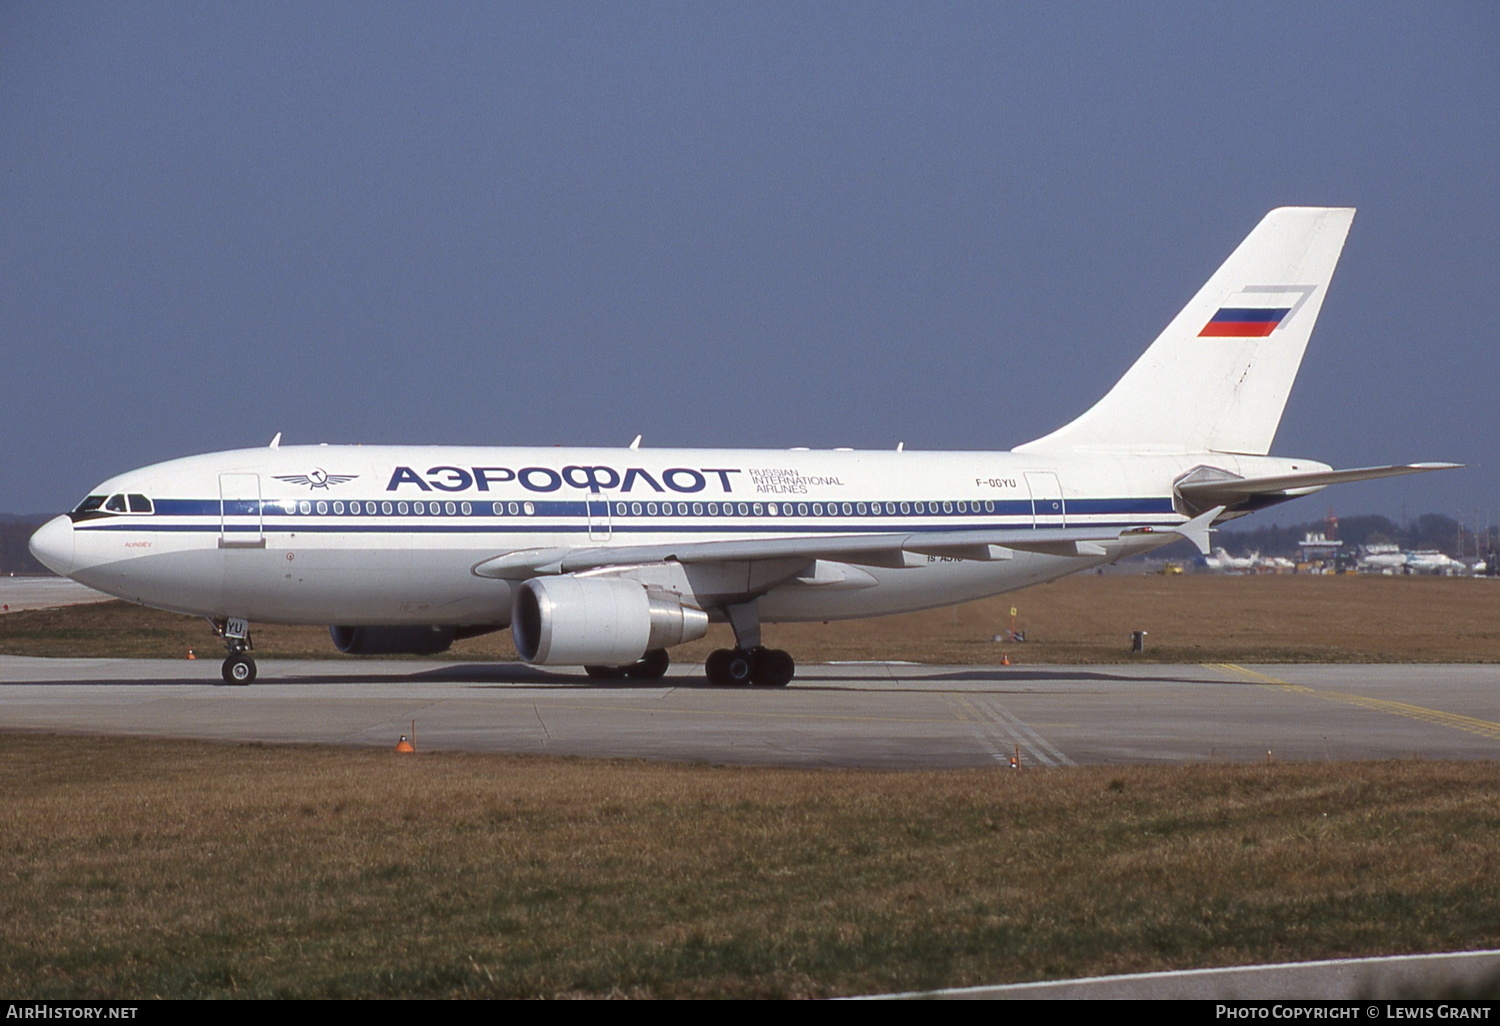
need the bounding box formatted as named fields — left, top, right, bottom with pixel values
left=512, top=575, right=709, bottom=665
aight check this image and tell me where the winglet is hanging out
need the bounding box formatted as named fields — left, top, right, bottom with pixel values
left=1173, top=506, right=1225, bottom=556
left=269, top=432, right=282, bottom=449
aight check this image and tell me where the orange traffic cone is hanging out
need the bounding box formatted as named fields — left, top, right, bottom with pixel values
left=395, top=735, right=415, bottom=754
left=1000, top=653, right=1011, bottom=666
left=186, top=649, right=196, bottom=660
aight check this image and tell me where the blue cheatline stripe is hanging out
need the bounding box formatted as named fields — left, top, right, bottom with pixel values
left=130, top=495, right=1180, bottom=519
left=1067, top=498, right=1171, bottom=515
left=82, top=517, right=1181, bottom=537
left=83, top=495, right=1185, bottom=541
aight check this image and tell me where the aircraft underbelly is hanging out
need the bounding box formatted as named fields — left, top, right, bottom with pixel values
left=74, top=527, right=1141, bottom=626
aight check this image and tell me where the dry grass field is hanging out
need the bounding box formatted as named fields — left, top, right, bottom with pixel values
left=3, top=576, right=1499, bottom=998
left=2, top=735, right=1498, bottom=999
left=2, top=573, right=1497, bottom=664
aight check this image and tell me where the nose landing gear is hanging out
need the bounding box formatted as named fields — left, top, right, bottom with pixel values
left=222, top=648, right=256, bottom=685
left=210, top=617, right=256, bottom=685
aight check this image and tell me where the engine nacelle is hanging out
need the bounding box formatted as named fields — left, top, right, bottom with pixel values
left=511, top=575, right=710, bottom=666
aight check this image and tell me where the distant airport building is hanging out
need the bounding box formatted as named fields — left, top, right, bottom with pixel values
left=1298, top=532, right=1342, bottom=565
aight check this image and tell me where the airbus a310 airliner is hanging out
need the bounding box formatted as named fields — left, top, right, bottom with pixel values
left=30, top=207, right=1456, bottom=685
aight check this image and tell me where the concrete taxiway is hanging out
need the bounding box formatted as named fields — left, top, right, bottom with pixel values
left=0, top=576, right=112, bottom=613
left=888, top=949, right=1500, bottom=999
left=1, top=656, right=1496, bottom=767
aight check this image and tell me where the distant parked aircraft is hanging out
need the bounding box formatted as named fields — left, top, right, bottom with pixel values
left=1203, top=547, right=1260, bottom=572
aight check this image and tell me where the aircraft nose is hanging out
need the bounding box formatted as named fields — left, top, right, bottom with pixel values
left=29, top=515, right=75, bottom=577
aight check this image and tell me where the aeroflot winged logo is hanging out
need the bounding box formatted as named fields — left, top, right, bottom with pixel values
left=273, top=469, right=359, bottom=490
left=1199, top=285, right=1317, bottom=338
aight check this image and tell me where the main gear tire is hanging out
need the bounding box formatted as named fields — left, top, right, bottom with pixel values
left=705, top=649, right=733, bottom=685
left=752, top=648, right=795, bottom=687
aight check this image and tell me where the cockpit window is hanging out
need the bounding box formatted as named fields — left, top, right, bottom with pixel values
left=69, top=491, right=152, bottom=522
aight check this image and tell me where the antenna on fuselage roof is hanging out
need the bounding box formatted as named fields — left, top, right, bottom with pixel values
left=268, top=432, right=282, bottom=449
left=629, top=434, right=642, bottom=449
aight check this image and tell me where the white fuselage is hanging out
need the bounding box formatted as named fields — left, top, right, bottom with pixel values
left=33, top=444, right=1320, bottom=628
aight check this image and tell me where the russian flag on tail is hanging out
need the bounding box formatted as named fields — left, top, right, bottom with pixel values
left=1199, top=289, right=1307, bottom=337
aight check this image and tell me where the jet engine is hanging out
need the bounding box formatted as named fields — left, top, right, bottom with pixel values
left=329, top=624, right=501, bottom=656
left=511, top=575, right=709, bottom=666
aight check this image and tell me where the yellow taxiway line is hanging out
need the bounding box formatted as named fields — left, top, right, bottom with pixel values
left=1205, top=663, right=1500, bottom=742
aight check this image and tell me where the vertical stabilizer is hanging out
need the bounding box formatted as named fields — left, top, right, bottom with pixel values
left=1015, top=207, right=1355, bottom=456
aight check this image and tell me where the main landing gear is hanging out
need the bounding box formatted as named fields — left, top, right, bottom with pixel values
left=703, top=600, right=795, bottom=687
left=211, top=617, right=256, bottom=685
left=704, top=645, right=794, bottom=687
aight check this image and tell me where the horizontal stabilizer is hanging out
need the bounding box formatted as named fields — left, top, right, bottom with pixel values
left=1177, top=463, right=1462, bottom=505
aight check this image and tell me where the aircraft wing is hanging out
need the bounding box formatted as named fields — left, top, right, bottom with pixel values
left=472, top=507, right=1224, bottom=578
left=1176, top=462, right=1461, bottom=506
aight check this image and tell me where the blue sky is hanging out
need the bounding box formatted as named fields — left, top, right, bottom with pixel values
left=2, top=2, right=1496, bottom=526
